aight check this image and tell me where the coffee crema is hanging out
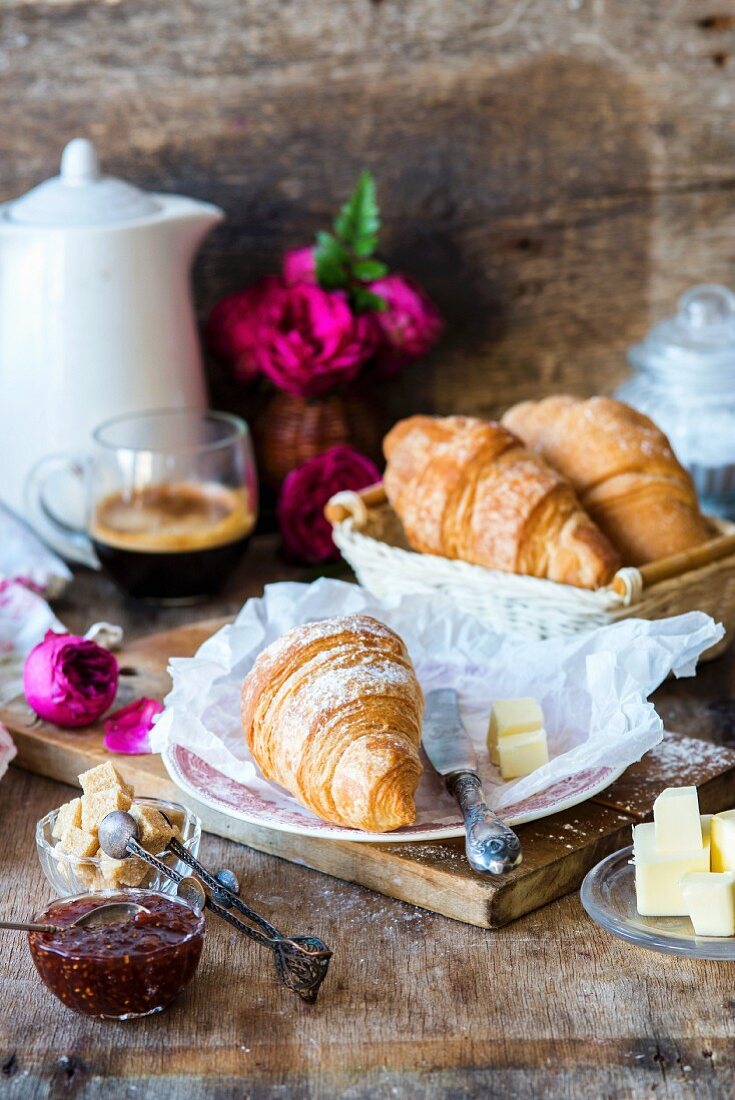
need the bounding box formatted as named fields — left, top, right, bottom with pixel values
left=90, top=482, right=255, bottom=602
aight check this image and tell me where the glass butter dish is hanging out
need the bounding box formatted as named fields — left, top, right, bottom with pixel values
left=581, top=846, right=735, bottom=961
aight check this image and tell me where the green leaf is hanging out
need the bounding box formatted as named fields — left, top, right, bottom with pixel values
left=352, top=259, right=388, bottom=281
left=351, top=287, right=388, bottom=313
left=334, top=171, right=380, bottom=254
left=315, top=231, right=349, bottom=289
left=352, top=236, right=378, bottom=258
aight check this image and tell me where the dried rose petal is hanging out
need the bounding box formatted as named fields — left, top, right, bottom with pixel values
left=23, top=631, right=118, bottom=728
left=103, top=697, right=164, bottom=755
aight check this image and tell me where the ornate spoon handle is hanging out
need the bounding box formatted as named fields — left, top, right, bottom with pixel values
left=97, top=811, right=332, bottom=1003
left=447, top=772, right=523, bottom=875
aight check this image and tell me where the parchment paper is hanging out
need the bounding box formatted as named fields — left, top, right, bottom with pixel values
left=152, top=579, right=724, bottom=823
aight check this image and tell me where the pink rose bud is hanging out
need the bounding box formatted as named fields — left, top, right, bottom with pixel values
left=370, top=274, right=444, bottom=376
left=278, top=445, right=381, bottom=563
left=254, top=283, right=378, bottom=398
left=103, top=697, right=163, bottom=755
left=23, top=631, right=118, bottom=728
left=283, top=246, right=317, bottom=286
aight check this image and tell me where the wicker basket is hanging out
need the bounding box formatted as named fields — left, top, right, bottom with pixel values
left=325, top=484, right=735, bottom=659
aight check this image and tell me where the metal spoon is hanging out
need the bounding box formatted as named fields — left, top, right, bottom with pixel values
left=0, top=901, right=146, bottom=935
left=98, top=810, right=332, bottom=1003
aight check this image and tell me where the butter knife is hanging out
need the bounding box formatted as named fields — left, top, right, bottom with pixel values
left=423, top=688, right=522, bottom=875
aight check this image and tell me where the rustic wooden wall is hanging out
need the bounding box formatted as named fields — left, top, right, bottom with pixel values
left=2, top=1, right=735, bottom=422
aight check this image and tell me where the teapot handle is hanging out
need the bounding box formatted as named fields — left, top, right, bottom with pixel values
left=24, top=453, right=100, bottom=569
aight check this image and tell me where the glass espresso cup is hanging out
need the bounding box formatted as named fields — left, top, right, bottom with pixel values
left=25, top=409, right=258, bottom=603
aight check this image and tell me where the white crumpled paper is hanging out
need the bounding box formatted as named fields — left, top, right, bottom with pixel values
left=152, top=579, right=724, bottom=826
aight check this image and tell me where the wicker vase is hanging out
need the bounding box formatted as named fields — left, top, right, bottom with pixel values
left=252, top=385, right=384, bottom=490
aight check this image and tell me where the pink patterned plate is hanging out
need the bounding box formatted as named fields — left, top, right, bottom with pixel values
left=163, top=743, right=627, bottom=843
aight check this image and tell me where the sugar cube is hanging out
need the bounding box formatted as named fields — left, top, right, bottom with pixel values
left=52, top=798, right=82, bottom=840
left=59, top=827, right=99, bottom=859
left=130, top=804, right=174, bottom=854
left=100, top=856, right=150, bottom=889
left=78, top=762, right=134, bottom=799
left=81, top=788, right=132, bottom=835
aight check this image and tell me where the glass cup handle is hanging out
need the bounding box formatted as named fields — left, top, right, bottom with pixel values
left=24, top=453, right=100, bottom=569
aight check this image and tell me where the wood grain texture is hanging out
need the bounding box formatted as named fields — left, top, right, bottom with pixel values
left=2, top=1, right=735, bottom=424
left=3, top=544, right=735, bottom=1096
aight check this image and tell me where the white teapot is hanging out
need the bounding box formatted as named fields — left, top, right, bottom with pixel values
left=0, top=137, right=223, bottom=522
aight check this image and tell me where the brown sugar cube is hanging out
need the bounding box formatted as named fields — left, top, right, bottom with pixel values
left=81, top=788, right=132, bottom=836
left=73, top=861, right=100, bottom=890
left=58, top=827, right=99, bottom=859
left=100, top=856, right=150, bottom=889
left=52, top=798, right=82, bottom=840
left=161, top=809, right=184, bottom=831
left=130, top=804, right=174, bottom=855
left=78, top=762, right=134, bottom=800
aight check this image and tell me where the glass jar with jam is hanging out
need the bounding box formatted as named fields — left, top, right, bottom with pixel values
left=28, top=890, right=205, bottom=1019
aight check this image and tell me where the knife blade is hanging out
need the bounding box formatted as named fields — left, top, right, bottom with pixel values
left=423, top=688, right=522, bottom=876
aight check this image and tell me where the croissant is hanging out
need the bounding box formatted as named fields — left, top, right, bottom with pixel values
left=383, top=415, right=620, bottom=589
left=502, top=396, right=711, bottom=565
left=241, top=614, right=424, bottom=832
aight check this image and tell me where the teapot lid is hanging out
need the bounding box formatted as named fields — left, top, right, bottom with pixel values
left=5, top=138, right=160, bottom=226
left=629, top=284, right=735, bottom=380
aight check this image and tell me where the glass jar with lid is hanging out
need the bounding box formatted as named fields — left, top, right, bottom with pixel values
left=616, top=284, right=735, bottom=517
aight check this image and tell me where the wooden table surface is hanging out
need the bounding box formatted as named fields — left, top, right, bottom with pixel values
left=3, top=535, right=735, bottom=1100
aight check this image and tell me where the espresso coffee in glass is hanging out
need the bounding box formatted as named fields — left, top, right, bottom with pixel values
left=26, top=410, right=258, bottom=603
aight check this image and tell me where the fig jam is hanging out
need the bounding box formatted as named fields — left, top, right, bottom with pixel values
left=28, top=890, right=205, bottom=1019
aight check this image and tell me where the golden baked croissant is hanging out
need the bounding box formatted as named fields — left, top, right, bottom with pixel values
left=383, top=415, right=620, bottom=589
left=502, top=396, right=711, bottom=565
left=241, top=614, right=424, bottom=832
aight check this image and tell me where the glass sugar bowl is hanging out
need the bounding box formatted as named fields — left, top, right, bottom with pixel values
left=617, top=284, right=735, bottom=518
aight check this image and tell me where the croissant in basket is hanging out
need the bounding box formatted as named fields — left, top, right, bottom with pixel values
left=240, top=614, right=424, bottom=832
left=382, top=415, right=621, bottom=589
left=502, top=396, right=712, bottom=565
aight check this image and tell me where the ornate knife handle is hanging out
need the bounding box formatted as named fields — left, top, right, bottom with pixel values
left=447, top=772, right=523, bottom=875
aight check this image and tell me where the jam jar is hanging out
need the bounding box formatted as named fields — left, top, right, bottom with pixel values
left=28, top=890, right=205, bottom=1019
left=617, top=284, right=735, bottom=518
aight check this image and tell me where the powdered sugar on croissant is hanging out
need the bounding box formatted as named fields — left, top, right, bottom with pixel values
left=241, top=615, right=424, bottom=832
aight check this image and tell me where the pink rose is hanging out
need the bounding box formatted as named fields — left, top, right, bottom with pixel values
left=253, top=283, right=378, bottom=398
left=278, top=445, right=380, bottom=563
left=370, top=274, right=443, bottom=376
left=23, top=631, right=118, bottom=728
left=205, top=276, right=284, bottom=384
left=103, top=697, right=163, bottom=755
left=283, top=247, right=316, bottom=286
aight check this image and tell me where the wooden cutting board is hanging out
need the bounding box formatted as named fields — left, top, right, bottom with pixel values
left=4, top=618, right=735, bottom=929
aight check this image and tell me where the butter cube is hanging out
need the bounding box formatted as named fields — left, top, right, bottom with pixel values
left=130, top=804, right=174, bottom=855
left=52, top=798, right=82, bottom=840
left=653, top=786, right=702, bottom=853
left=633, top=816, right=711, bottom=917
left=78, top=762, right=134, bottom=799
left=681, top=871, right=735, bottom=936
left=497, top=728, right=549, bottom=780
left=711, top=810, right=735, bottom=872
left=59, top=826, right=99, bottom=859
left=488, top=698, right=544, bottom=765
left=81, top=787, right=132, bottom=835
